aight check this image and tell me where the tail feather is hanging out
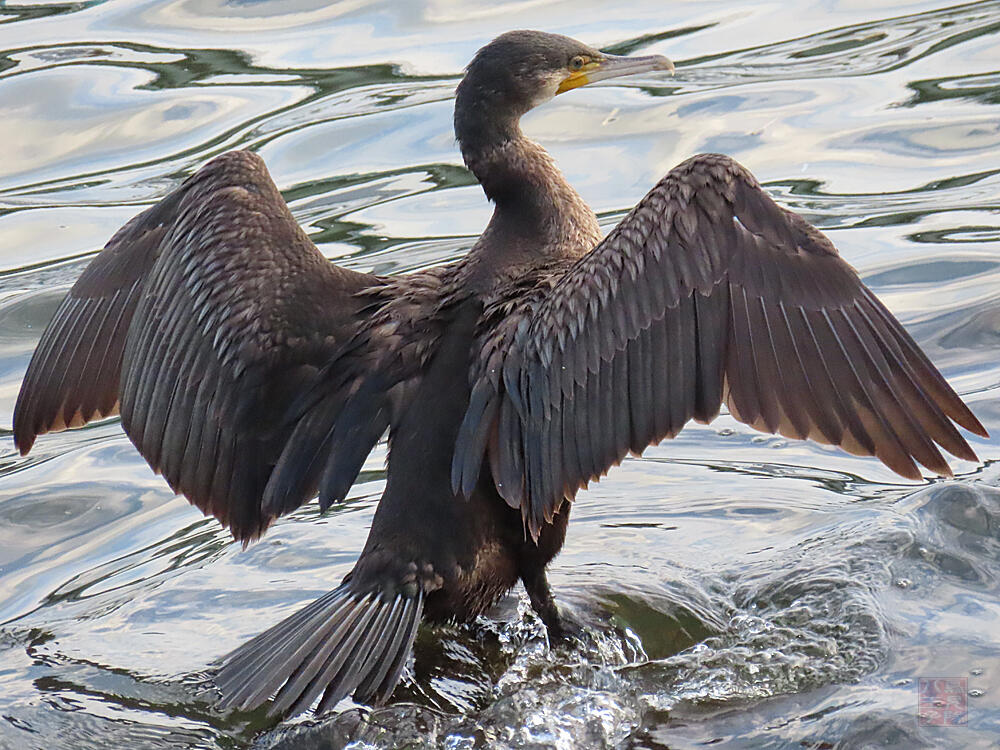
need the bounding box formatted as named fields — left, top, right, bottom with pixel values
left=274, top=593, right=380, bottom=716
left=354, top=594, right=422, bottom=704
left=309, top=594, right=401, bottom=715
left=215, top=583, right=423, bottom=717
left=216, top=588, right=355, bottom=710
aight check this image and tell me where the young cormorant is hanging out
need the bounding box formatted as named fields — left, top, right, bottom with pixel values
left=12, top=30, right=987, bottom=717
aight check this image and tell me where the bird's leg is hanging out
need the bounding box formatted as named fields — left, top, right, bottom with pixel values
left=521, top=567, right=566, bottom=642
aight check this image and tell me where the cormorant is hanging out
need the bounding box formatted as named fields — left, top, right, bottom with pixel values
left=12, top=30, right=986, bottom=718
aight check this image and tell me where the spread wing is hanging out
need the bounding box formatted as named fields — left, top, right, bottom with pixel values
left=14, top=151, right=389, bottom=542
left=454, top=153, right=987, bottom=538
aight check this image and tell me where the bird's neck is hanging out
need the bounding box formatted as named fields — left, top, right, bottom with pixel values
left=458, top=125, right=600, bottom=254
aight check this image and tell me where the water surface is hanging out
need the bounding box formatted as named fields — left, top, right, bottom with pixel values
left=1, top=1, right=999, bottom=748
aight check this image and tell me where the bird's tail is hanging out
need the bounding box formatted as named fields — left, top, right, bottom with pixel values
left=214, top=583, right=423, bottom=717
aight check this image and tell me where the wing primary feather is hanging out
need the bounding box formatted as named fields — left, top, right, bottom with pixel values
left=496, top=397, right=524, bottom=507
left=776, top=302, right=843, bottom=444
left=600, top=356, right=618, bottom=470
left=650, top=315, right=671, bottom=439
left=852, top=300, right=978, bottom=461
left=586, top=353, right=605, bottom=480
left=208, top=428, right=238, bottom=530
left=18, top=308, right=78, bottom=439
left=726, top=284, right=762, bottom=427
left=153, top=372, right=193, bottom=481
left=628, top=323, right=654, bottom=451
left=744, top=292, right=784, bottom=433
left=795, top=306, right=877, bottom=456
left=761, top=301, right=815, bottom=440
left=524, top=399, right=547, bottom=529
left=693, top=287, right=727, bottom=423
left=71, top=290, right=123, bottom=421
left=42, top=299, right=104, bottom=429
left=119, top=295, right=161, bottom=447
left=561, top=388, right=583, bottom=492
left=859, top=288, right=986, bottom=437
left=126, top=273, right=190, bottom=449
left=545, top=384, right=565, bottom=520
left=571, top=379, right=592, bottom=488
left=814, top=308, right=919, bottom=477
left=181, top=373, right=224, bottom=506
left=159, top=358, right=209, bottom=489
left=678, top=294, right=698, bottom=430
left=141, top=304, right=203, bottom=470
left=94, top=285, right=144, bottom=419
left=664, top=301, right=684, bottom=435
left=14, top=297, right=78, bottom=448
left=833, top=308, right=951, bottom=475
left=612, top=347, right=630, bottom=466
left=529, top=366, right=554, bottom=521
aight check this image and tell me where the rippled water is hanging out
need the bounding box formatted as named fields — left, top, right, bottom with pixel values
left=1, top=1, right=999, bottom=748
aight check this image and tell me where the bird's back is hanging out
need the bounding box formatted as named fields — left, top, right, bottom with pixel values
left=352, top=245, right=584, bottom=621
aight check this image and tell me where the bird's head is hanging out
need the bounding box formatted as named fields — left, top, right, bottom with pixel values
left=455, top=30, right=673, bottom=151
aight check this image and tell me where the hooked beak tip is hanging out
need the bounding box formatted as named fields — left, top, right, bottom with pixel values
left=646, top=55, right=675, bottom=75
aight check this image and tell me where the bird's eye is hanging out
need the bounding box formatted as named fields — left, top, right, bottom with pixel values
left=570, top=55, right=586, bottom=71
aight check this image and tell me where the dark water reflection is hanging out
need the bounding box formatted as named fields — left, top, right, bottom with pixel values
left=1, top=1, right=1000, bottom=748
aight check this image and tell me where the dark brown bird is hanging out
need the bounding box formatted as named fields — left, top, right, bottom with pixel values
left=12, top=30, right=986, bottom=718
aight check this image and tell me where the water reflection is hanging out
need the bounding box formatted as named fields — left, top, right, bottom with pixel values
left=0, top=0, right=999, bottom=749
